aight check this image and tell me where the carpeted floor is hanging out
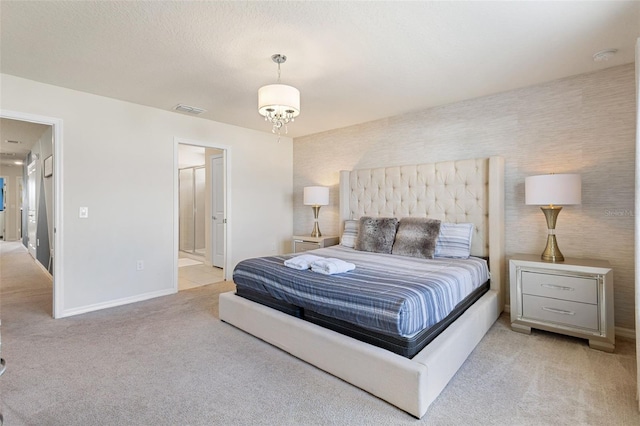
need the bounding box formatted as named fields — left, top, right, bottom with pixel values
left=1, top=241, right=638, bottom=425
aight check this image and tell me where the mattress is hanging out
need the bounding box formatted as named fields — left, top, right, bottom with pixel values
left=236, top=281, right=488, bottom=358
left=233, top=246, right=489, bottom=339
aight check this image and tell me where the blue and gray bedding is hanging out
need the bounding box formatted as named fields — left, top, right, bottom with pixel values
left=233, top=245, right=489, bottom=338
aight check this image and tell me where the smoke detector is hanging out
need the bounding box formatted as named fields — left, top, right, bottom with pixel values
left=593, top=48, right=617, bottom=62
left=174, top=104, right=206, bottom=115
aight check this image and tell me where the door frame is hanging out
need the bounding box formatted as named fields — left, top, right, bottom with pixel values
left=210, top=153, right=224, bottom=268
left=0, top=109, right=64, bottom=318
left=173, top=137, right=231, bottom=290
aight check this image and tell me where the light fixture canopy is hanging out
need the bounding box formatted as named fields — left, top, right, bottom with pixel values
left=525, top=173, right=581, bottom=262
left=592, top=48, right=618, bottom=62
left=258, top=54, right=300, bottom=136
left=303, top=186, right=329, bottom=237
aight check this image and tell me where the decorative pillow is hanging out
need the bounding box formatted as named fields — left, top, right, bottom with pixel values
left=434, top=223, right=474, bottom=259
left=340, top=219, right=359, bottom=248
left=354, top=217, right=399, bottom=254
left=391, top=218, right=442, bottom=259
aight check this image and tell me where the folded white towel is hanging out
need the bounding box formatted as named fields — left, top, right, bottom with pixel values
left=310, top=258, right=356, bottom=275
left=284, top=254, right=324, bottom=270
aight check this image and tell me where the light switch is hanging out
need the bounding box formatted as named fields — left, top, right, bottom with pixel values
left=79, top=207, right=89, bottom=218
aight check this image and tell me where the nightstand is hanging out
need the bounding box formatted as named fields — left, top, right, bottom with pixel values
left=509, top=254, right=614, bottom=352
left=292, top=235, right=340, bottom=253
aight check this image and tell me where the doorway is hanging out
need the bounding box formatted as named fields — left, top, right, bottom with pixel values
left=0, top=111, right=63, bottom=318
left=175, top=141, right=228, bottom=291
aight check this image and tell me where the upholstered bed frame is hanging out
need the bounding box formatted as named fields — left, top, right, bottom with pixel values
left=219, top=156, right=505, bottom=418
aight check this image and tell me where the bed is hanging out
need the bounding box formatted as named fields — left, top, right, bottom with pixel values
left=219, top=156, right=505, bottom=418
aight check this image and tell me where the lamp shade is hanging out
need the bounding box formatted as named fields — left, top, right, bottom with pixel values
left=258, top=84, right=300, bottom=117
left=303, top=186, right=329, bottom=206
left=525, top=174, right=581, bottom=205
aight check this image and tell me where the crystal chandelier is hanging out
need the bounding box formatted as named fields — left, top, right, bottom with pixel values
left=258, top=54, right=300, bottom=136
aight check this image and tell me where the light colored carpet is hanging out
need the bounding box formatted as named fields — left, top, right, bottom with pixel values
left=1, top=241, right=638, bottom=425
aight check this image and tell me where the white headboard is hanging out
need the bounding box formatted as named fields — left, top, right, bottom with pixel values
left=339, top=156, right=505, bottom=303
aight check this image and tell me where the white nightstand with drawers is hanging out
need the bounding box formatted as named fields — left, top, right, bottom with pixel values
left=509, top=254, right=614, bottom=352
left=292, top=235, right=340, bottom=253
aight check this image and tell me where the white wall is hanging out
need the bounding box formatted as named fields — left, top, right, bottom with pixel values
left=1, top=74, right=293, bottom=317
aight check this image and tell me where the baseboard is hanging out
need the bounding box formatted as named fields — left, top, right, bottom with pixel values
left=504, top=304, right=510, bottom=314
left=34, top=259, right=53, bottom=282
left=59, top=288, right=176, bottom=318
left=615, top=326, right=635, bottom=340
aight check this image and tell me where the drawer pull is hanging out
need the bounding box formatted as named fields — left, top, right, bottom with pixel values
left=541, top=283, right=574, bottom=292
left=542, top=307, right=575, bottom=316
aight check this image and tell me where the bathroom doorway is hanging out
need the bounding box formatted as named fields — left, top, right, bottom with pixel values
left=176, top=143, right=226, bottom=291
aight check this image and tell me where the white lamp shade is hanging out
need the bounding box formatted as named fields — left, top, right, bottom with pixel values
left=258, top=84, right=300, bottom=117
left=303, top=186, right=329, bottom=206
left=525, top=174, right=581, bottom=205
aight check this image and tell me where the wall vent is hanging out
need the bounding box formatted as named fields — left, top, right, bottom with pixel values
left=174, top=104, right=206, bottom=115
left=5, top=140, right=21, bottom=144
left=0, top=152, right=16, bottom=157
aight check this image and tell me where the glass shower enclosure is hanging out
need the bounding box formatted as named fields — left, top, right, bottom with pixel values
left=179, top=166, right=206, bottom=257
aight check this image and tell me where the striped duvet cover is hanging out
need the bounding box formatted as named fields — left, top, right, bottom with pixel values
left=232, top=245, right=489, bottom=338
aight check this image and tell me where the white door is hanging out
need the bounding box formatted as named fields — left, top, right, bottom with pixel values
left=211, top=155, right=224, bottom=268
left=27, top=161, right=37, bottom=259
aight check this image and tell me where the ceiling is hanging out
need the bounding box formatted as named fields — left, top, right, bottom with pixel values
left=1, top=1, right=638, bottom=139
left=0, top=118, right=50, bottom=168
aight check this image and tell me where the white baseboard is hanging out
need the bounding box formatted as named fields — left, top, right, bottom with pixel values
left=59, top=288, right=176, bottom=318
left=35, top=259, right=53, bottom=282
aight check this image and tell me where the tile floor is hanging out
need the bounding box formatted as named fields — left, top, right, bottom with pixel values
left=178, top=252, right=225, bottom=290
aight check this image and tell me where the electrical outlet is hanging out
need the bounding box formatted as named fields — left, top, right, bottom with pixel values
left=79, top=207, right=89, bottom=218
left=136, top=260, right=144, bottom=271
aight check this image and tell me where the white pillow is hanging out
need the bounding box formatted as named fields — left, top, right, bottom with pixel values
left=434, top=223, right=474, bottom=259
left=340, top=219, right=359, bottom=248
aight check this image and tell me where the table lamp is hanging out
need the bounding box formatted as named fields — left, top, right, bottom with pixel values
left=303, top=186, right=329, bottom=237
left=525, top=174, right=581, bottom=262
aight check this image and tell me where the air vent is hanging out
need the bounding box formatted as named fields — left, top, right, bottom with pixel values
left=0, top=152, right=16, bottom=157
left=6, top=140, right=21, bottom=144
left=174, top=104, right=206, bottom=115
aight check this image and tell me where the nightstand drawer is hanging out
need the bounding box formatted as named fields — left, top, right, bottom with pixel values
left=294, top=241, right=320, bottom=253
left=522, top=294, right=598, bottom=331
left=521, top=271, right=597, bottom=304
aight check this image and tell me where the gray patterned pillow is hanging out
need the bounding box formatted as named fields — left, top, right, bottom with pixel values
left=340, top=220, right=359, bottom=248
left=391, top=217, right=442, bottom=259
left=354, top=217, right=399, bottom=254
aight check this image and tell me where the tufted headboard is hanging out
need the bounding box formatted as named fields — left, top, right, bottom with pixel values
left=339, top=156, right=505, bottom=301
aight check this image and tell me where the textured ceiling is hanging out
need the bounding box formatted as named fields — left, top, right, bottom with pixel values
left=1, top=1, right=638, bottom=138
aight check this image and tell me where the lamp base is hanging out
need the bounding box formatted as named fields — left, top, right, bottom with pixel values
left=540, top=206, right=564, bottom=262
left=310, top=205, right=322, bottom=237
left=541, top=234, right=564, bottom=262
left=310, top=222, right=322, bottom=238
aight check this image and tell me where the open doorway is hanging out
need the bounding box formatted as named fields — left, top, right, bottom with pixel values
left=176, top=142, right=227, bottom=291
left=0, top=112, right=62, bottom=318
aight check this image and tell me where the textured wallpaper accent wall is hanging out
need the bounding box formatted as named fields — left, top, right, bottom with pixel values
left=293, top=64, right=636, bottom=330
